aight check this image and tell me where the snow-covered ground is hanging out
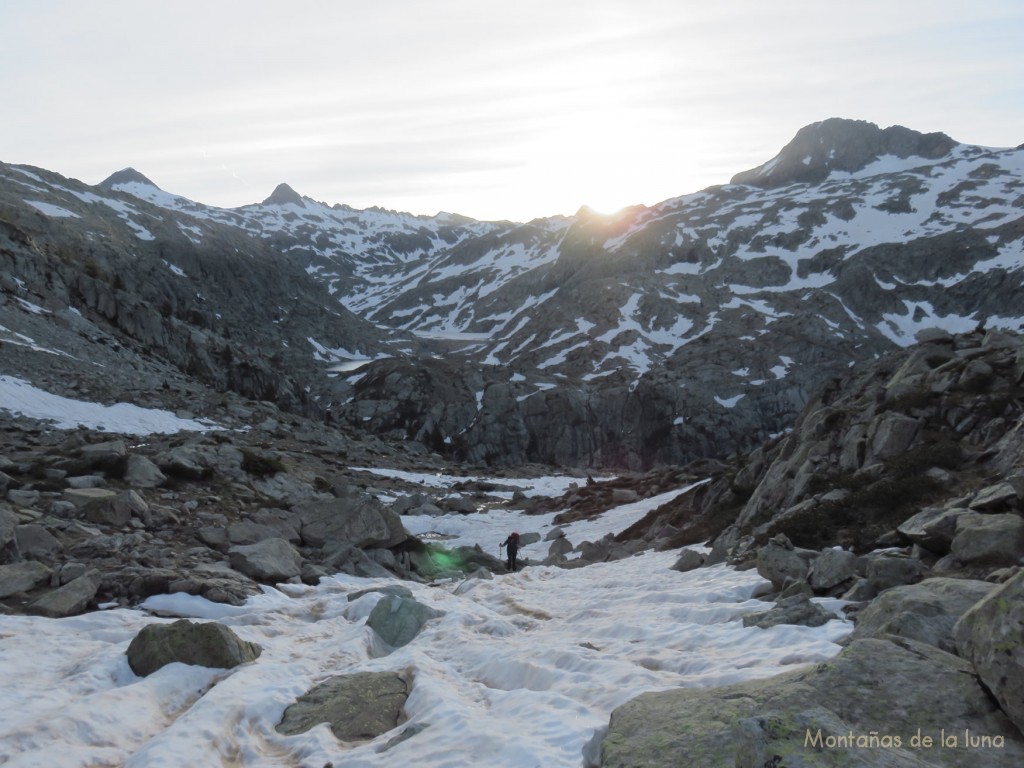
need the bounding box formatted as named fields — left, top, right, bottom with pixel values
left=0, top=376, right=220, bottom=434
left=0, top=484, right=851, bottom=767
left=0, top=383, right=850, bottom=766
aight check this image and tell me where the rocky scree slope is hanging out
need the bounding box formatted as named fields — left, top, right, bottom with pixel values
left=595, top=327, right=1024, bottom=765
left=0, top=164, right=391, bottom=417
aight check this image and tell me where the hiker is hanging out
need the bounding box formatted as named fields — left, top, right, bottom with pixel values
left=500, top=531, right=521, bottom=572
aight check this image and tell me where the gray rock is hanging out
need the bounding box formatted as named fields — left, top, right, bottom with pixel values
left=601, top=638, right=1024, bottom=767
left=124, top=454, right=167, bottom=488
left=296, top=497, right=408, bottom=549
left=755, top=539, right=809, bottom=590
left=611, top=488, right=639, bottom=504
left=0, top=561, right=53, bottom=598
left=228, top=538, right=302, bottom=582
left=544, top=526, right=566, bottom=541
left=808, top=547, right=857, bottom=591
left=850, top=577, right=994, bottom=652
left=15, top=524, right=62, bottom=560
left=954, top=570, right=1024, bottom=736
left=66, top=475, right=106, bottom=489
left=84, top=490, right=148, bottom=527
left=64, top=487, right=118, bottom=509
left=28, top=569, right=101, bottom=618
left=670, top=549, right=705, bottom=573
left=6, top=489, right=40, bottom=508
left=367, top=595, right=444, bottom=649
left=78, top=439, right=127, bottom=470
left=323, top=543, right=395, bottom=579
left=867, top=412, right=919, bottom=461
left=742, top=594, right=838, bottom=629
left=897, top=506, right=970, bottom=554
left=226, top=520, right=283, bottom=545
left=866, top=554, right=927, bottom=591
left=443, top=495, right=478, bottom=514
left=518, top=532, right=542, bottom=546
left=126, top=619, right=262, bottom=676
left=0, top=505, right=19, bottom=562
left=970, top=482, right=1019, bottom=511
left=276, top=670, right=410, bottom=741
left=950, top=513, right=1024, bottom=567
left=548, top=537, right=574, bottom=560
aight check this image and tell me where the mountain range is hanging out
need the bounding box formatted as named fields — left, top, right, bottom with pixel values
left=2, top=117, right=1022, bottom=469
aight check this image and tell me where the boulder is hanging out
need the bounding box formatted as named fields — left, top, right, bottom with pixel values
left=808, top=547, right=857, bottom=591
left=518, top=532, right=542, bottom=546
left=969, top=482, right=1019, bottom=511
left=670, top=549, right=705, bottom=573
left=897, top=506, right=969, bottom=554
left=548, top=537, right=574, bottom=560
left=850, top=577, right=994, bottom=652
left=64, top=487, right=119, bottom=509
left=84, top=490, right=148, bottom=527
left=0, top=561, right=52, bottom=598
left=124, top=454, right=166, bottom=488
left=755, top=538, right=809, bottom=590
left=15, top=525, right=62, bottom=560
left=367, top=595, right=444, bottom=649
left=296, top=498, right=408, bottom=549
left=228, top=538, right=302, bottom=582
left=601, top=638, right=1024, bottom=767
left=954, top=570, right=1024, bottom=735
left=611, top=488, right=639, bottom=504
left=1, top=505, right=19, bottom=562
left=742, top=595, right=838, bottom=629
left=78, top=439, right=127, bottom=471
left=276, top=670, right=410, bottom=741
left=950, top=513, right=1024, bottom=567
left=126, top=619, right=262, bottom=676
left=226, top=520, right=285, bottom=546
left=867, top=412, right=919, bottom=461
left=866, top=554, right=927, bottom=591
left=27, top=569, right=101, bottom=618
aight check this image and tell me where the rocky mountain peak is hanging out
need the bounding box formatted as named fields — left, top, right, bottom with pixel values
left=98, top=167, right=160, bottom=190
left=730, top=117, right=958, bottom=188
left=262, top=182, right=305, bottom=207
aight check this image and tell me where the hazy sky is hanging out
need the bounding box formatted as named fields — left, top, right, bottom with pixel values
left=3, top=0, right=1022, bottom=221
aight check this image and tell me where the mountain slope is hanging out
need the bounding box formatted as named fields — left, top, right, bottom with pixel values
left=3, top=118, right=1022, bottom=468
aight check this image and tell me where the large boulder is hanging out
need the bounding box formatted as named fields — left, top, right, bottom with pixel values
left=296, top=497, right=408, bottom=549
left=228, top=538, right=302, bottom=582
left=601, top=638, right=1024, bottom=767
left=0, top=560, right=52, bottom=598
left=897, top=506, right=970, bottom=554
left=755, top=537, right=810, bottom=590
left=808, top=547, right=857, bottom=591
left=866, top=553, right=928, bottom=591
left=950, top=513, right=1024, bottom=567
left=850, top=577, right=994, bottom=653
left=15, top=525, right=62, bottom=561
left=27, top=569, right=101, bottom=618
left=276, top=670, right=410, bottom=741
left=366, top=595, right=444, bottom=649
left=83, top=490, right=148, bottom=527
left=954, top=570, right=1024, bottom=736
left=126, top=619, right=262, bottom=676
left=123, top=454, right=167, bottom=488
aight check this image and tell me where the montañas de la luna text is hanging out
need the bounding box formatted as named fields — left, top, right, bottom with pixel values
left=804, top=729, right=1006, bottom=750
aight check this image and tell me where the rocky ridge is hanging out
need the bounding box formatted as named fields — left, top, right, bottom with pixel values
left=595, top=327, right=1024, bottom=765
left=3, top=118, right=1023, bottom=469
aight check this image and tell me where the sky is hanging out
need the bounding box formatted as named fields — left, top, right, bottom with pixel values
left=2, top=0, right=1022, bottom=222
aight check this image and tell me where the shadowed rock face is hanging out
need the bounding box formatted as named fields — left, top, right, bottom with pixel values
left=731, top=118, right=958, bottom=188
